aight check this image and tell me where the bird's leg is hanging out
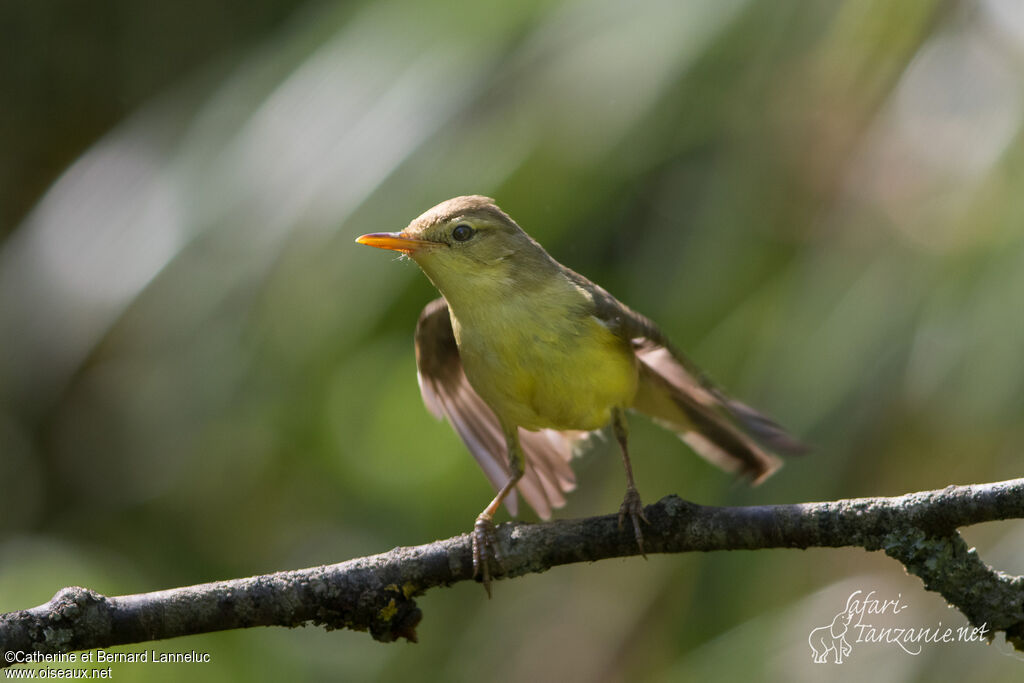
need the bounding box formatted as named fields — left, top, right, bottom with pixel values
left=613, top=407, right=648, bottom=556
left=472, top=425, right=524, bottom=597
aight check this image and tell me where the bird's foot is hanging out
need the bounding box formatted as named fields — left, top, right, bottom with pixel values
left=472, top=514, right=503, bottom=597
left=618, top=486, right=649, bottom=557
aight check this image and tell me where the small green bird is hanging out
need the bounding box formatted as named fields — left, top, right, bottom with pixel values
left=356, top=196, right=803, bottom=591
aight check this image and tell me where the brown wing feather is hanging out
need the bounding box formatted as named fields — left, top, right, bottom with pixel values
left=633, top=348, right=782, bottom=482
left=571, top=273, right=805, bottom=482
left=414, top=298, right=579, bottom=519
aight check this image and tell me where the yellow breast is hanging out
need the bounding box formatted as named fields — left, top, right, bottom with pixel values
left=453, top=283, right=638, bottom=432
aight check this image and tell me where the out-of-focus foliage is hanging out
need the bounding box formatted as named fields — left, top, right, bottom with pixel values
left=2, top=0, right=1023, bottom=680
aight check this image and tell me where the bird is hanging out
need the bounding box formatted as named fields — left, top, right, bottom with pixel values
left=356, top=195, right=804, bottom=593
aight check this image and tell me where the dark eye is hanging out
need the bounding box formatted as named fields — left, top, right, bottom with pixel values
left=452, top=224, right=475, bottom=242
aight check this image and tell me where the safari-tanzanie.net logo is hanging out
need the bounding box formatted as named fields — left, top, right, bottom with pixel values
left=807, top=589, right=990, bottom=663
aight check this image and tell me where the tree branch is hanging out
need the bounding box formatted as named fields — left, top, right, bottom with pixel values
left=2, top=478, right=1023, bottom=662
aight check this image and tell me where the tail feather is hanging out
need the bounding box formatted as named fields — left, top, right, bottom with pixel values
left=633, top=353, right=801, bottom=483
left=722, top=398, right=808, bottom=456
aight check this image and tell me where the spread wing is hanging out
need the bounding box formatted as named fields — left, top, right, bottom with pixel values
left=579, top=276, right=806, bottom=483
left=414, top=298, right=580, bottom=519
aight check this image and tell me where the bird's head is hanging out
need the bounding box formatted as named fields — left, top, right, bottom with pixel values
left=356, top=196, right=557, bottom=302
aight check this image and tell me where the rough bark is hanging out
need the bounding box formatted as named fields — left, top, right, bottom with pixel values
left=2, top=478, right=1022, bottom=663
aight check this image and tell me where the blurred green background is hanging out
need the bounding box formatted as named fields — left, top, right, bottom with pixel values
left=2, top=0, right=1023, bottom=680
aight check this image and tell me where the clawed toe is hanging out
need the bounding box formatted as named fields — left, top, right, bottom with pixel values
left=472, top=515, right=503, bottom=597
left=617, top=487, right=649, bottom=556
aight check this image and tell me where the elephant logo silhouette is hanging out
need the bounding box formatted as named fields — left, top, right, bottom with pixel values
left=808, top=593, right=858, bottom=663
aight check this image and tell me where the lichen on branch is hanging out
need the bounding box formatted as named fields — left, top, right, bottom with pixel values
left=1, top=478, right=1022, bottom=662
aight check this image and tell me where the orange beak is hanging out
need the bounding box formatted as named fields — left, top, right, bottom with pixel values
left=355, top=232, right=436, bottom=254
